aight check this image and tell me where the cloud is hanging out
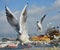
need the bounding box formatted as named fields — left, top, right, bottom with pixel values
left=47, top=0, right=60, bottom=13
left=53, top=0, right=60, bottom=7
left=47, top=0, right=60, bottom=22
left=0, top=0, right=60, bottom=35
left=0, top=11, right=6, bottom=21
left=27, top=0, right=60, bottom=22
left=28, top=5, right=46, bottom=15
left=13, top=11, right=21, bottom=20
left=0, top=11, right=18, bottom=34
left=27, top=0, right=60, bottom=16
left=50, top=13, right=60, bottom=21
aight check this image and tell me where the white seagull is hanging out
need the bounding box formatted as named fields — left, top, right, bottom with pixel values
left=37, top=14, right=46, bottom=31
left=5, top=3, right=31, bottom=45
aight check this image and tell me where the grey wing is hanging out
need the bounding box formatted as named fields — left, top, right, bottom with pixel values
left=19, top=3, right=28, bottom=34
left=20, top=4, right=27, bottom=23
left=41, top=14, right=46, bottom=23
left=5, top=6, right=19, bottom=33
left=22, top=7, right=27, bottom=22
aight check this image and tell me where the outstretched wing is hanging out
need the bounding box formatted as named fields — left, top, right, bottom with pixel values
left=5, top=6, right=19, bottom=33
left=17, top=3, right=30, bottom=42
left=41, top=14, right=46, bottom=24
left=19, top=3, right=28, bottom=34
left=20, top=3, right=28, bottom=23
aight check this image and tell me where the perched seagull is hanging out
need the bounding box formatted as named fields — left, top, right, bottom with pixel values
left=37, top=14, right=46, bottom=31
left=5, top=3, right=31, bottom=45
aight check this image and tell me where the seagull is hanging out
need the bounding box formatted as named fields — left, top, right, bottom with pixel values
left=5, top=3, right=31, bottom=45
left=37, top=14, right=46, bottom=31
left=54, top=35, right=59, bottom=40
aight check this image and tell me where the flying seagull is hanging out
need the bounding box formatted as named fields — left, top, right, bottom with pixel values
left=37, top=14, right=46, bottom=31
left=5, top=3, right=31, bottom=45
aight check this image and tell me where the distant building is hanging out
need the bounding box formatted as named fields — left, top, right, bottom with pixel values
left=2, top=38, right=10, bottom=42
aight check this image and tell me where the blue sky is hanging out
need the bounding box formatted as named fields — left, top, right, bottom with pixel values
left=0, top=0, right=55, bottom=11
left=0, top=0, right=60, bottom=38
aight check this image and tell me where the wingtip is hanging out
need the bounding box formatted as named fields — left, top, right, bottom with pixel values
left=27, top=2, right=28, bottom=4
left=5, top=6, right=8, bottom=11
left=44, top=14, right=46, bottom=16
left=5, top=6, right=11, bottom=12
left=5, top=6, right=12, bottom=15
left=5, top=5, right=7, bottom=10
left=37, top=21, right=39, bottom=23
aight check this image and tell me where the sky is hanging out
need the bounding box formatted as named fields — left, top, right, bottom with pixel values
left=0, top=0, right=60, bottom=38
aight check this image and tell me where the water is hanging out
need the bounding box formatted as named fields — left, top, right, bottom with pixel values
left=0, top=44, right=60, bottom=50
left=0, top=47, right=60, bottom=50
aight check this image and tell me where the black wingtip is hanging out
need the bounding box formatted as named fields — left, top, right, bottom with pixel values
left=5, top=6, right=8, bottom=11
left=5, top=5, right=6, bottom=9
left=44, top=14, right=46, bottom=17
left=37, top=21, right=39, bottom=23
left=27, top=2, right=28, bottom=4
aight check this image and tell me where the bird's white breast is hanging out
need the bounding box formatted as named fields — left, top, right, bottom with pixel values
left=38, top=22, right=42, bottom=28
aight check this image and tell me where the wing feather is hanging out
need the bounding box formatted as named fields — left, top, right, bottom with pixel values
left=5, top=6, right=19, bottom=33
left=19, top=3, right=28, bottom=35
left=41, top=14, right=46, bottom=23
